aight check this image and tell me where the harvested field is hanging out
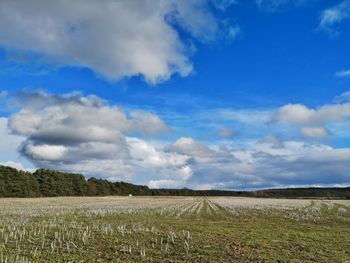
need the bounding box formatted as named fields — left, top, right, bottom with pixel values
left=0, top=197, right=349, bottom=262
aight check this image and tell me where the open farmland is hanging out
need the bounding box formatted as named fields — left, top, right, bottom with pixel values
left=0, top=197, right=349, bottom=262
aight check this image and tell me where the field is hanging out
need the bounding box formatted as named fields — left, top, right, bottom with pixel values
left=0, top=197, right=349, bottom=262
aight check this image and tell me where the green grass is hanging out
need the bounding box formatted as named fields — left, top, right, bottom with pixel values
left=0, top=197, right=349, bottom=262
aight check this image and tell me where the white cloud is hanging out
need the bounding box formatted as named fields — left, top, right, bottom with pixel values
left=273, top=100, right=350, bottom=137
left=128, top=111, right=170, bottom=136
left=168, top=0, right=218, bottom=43
left=319, top=0, right=350, bottom=34
left=273, top=103, right=350, bottom=125
left=6, top=91, right=192, bottom=182
left=300, top=126, right=330, bottom=138
left=9, top=91, right=169, bottom=143
left=274, top=104, right=314, bottom=125
left=335, top=69, right=350, bottom=78
left=167, top=137, right=238, bottom=165
left=0, top=0, right=232, bottom=83
left=127, top=137, right=191, bottom=175
left=24, top=144, right=67, bottom=161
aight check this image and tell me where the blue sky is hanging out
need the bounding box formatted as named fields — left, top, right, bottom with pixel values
left=1, top=0, right=350, bottom=189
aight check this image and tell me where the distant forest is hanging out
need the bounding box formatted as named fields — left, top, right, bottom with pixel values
left=0, top=165, right=349, bottom=199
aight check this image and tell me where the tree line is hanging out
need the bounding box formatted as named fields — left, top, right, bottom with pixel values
left=0, top=165, right=349, bottom=198
left=0, top=166, right=150, bottom=197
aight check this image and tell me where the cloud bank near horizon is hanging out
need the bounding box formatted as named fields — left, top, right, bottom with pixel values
left=1, top=91, right=350, bottom=190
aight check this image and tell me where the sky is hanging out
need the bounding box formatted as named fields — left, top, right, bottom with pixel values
left=1, top=0, right=350, bottom=190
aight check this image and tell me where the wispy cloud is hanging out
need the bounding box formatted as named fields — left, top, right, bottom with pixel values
left=334, top=91, right=350, bottom=103
left=211, top=0, right=237, bottom=11
left=256, top=0, right=316, bottom=12
left=319, top=0, right=350, bottom=35
left=335, top=69, right=350, bottom=78
left=0, top=90, right=8, bottom=99
left=217, top=127, right=239, bottom=138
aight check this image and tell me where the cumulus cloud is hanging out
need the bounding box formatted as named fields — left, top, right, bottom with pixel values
left=0, top=0, right=234, bottom=83
left=167, top=137, right=239, bottom=165
left=6, top=91, right=185, bottom=180
left=273, top=100, right=350, bottom=138
left=128, top=112, right=170, bottom=136
left=274, top=104, right=315, bottom=125
left=127, top=137, right=192, bottom=179
left=166, top=137, right=247, bottom=188
left=9, top=91, right=169, bottom=143
left=319, top=0, right=350, bottom=35
left=274, top=102, right=350, bottom=126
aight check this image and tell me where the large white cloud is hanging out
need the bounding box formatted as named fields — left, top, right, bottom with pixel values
left=7, top=91, right=189, bottom=182
left=9, top=91, right=169, bottom=144
left=0, top=0, right=234, bottom=83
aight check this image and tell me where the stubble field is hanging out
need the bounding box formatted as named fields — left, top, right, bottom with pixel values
left=0, top=196, right=349, bottom=262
